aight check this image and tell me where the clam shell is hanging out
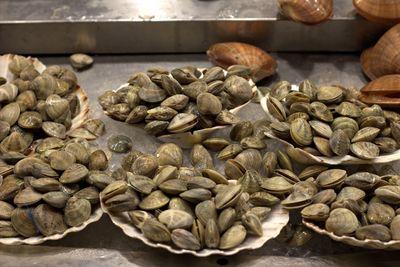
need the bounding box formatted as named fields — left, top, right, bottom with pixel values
left=277, top=0, right=332, bottom=25
left=353, top=0, right=400, bottom=25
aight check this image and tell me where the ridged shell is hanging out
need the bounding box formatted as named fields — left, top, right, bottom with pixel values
left=353, top=0, right=400, bottom=25
left=359, top=75, right=400, bottom=107
left=207, top=42, right=277, bottom=82
left=277, top=0, right=333, bottom=25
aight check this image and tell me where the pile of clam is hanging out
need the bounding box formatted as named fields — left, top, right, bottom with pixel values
left=0, top=55, right=88, bottom=156
left=101, top=142, right=282, bottom=251
left=280, top=166, right=400, bottom=242
left=265, top=80, right=400, bottom=160
left=0, top=121, right=109, bottom=238
left=98, top=65, right=254, bottom=136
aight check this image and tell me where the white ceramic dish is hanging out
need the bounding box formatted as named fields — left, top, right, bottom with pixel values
left=303, top=219, right=400, bottom=250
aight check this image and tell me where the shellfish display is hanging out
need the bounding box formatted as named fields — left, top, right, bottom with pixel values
left=100, top=143, right=289, bottom=256
left=278, top=165, right=400, bottom=249
left=261, top=79, right=400, bottom=164
left=98, top=65, right=257, bottom=148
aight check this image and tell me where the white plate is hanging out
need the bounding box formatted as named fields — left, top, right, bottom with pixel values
left=101, top=200, right=288, bottom=257
left=303, top=219, right=400, bottom=250
left=259, top=89, right=400, bottom=165
left=110, top=70, right=257, bottom=149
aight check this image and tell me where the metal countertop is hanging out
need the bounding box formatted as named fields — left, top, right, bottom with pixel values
left=1, top=53, right=400, bottom=267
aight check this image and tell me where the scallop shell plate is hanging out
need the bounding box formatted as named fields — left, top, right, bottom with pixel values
left=303, top=219, right=400, bottom=250
left=0, top=54, right=90, bottom=133
left=260, top=85, right=400, bottom=165
left=0, top=54, right=100, bottom=245
left=112, top=69, right=257, bottom=148
left=100, top=180, right=289, bottom=257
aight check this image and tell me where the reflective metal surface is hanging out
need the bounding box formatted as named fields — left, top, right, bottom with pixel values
left=1, top=53, right=399, bottom=267
left=0, top=0, right=390, bottom=53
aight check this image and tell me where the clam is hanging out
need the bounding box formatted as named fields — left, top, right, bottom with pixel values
left=16, top=90, right=37, bottom=112
left=167, top=113, right=198, bottom=133
left=367, top=202, right=395, bottom=225
left=139, top=190, right=169, bottom=210
left=316, top=169, right=346, bottom=189
left=125, top=105, right=148, bottom=124
left=8, top=55, right=33, bottom=75
left=355, top=224, right=392, bottom=242
left=13, top=187, right=42, bottom=206
left=202, top=137, right=230, bottom=151
left=207, top=42, right=277, bottom=82
left=74, top=186, right=100, bottom=204
left=128, top=210, right=154, bottom=229
left=138, top=83, right=166, bottom=103
left=224, top=75, right=254, bottom=105
left=344, top=172, right=379, bottom=190
left=190, top=144, right=213, bottom=169
left=64, top=197, right=91, bottom=227
left=197, top=92, right=222, bottom=116
left=64, top=142, right=90, bottom=165
left=217, top=144, right=243, bottom=160
left=374, top=137, right=398, bottom=153
left=158, top=210, right=194, bottom=230
left=219, top=225, right=247, bottom=249
left=281, top=191, right=312, bottom=209
left=277, top=0, right=333, bottom=24
left=160, top=94, right=189, bottom=111
left=0, top=121, right=10, bottom=142
left=171, top=229, right=201, bottom=250
left=0, top=221, right=19, bottom=237
left=353, top=0, right=400, bottom=25
left=128, top=174, right=156, bottom=194
left=329, top=129, right=350, bottom=156
left=88, top=150, right=108, bottom=171
left=107, top=135, right=132, bottom=153
left=205, top=219, right=220, bottom=248
left=391, top=215, right=400, bottom=240
left=194, top=200, right=217, bottom=226
left=309, top=101, right=333, bottom=122
left=290, top=118, right=312, bottom=146
left=0, top=84, right=18, bottom=103
left=87, top=171, right=114, bottom=189
left=168, top=198, right=194, bottom=217
left=33, top=204, right=67, bottom=236
left=0, top=201, right=14, bottom=219
left=325, top=208, right=359, bottom=236
left=156, top=143, right=183, bottom=168
left=218, top=208, right=237, bottom=233
left=70, top=53, right=94, bottom=70
left=142, top=218, right=171, bottom=243
left=267, top=96, right=286, bottom=122
left=234, top=149, right=262, bottom=171
left=0, top=131, right=29, bottom=153
left=350, top=142, right=380, bottom=159
left=68, top=128, right=96, bottom=140
left=11, top=207, right=38, bottom=237
left=0, top=102, right=20, bottom=126
left=83, top=119, right=105, bottom=137
left=171, top=67, right=199, bottom=84
left=49, top=150, right=76, bottom=171
left=59, top=163, right=89, bottom=184
left=215, top=110, right=241, bottom=125
left=250, top=191, right=280, bottom=207
left=42, top=191, right=69, bottom=208
left=261, top=176, right=293, bottom=195
left=42, top=121, right=66, bottom=139
left=301, top=203, right=330, bottom=221
left=180, top=188, right=212, bottom=203
left=360, top=75, right=400, bottom=107
left=31, top=178, right=61, bottom=192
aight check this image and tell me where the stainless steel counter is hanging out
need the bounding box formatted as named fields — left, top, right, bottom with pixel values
left=0, top=0, right=389, bottom=53
left=1, top=53, right=399, bottom=267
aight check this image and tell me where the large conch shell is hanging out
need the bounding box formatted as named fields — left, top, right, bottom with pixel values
left=359, top=74, right=400, bottom=107
left=277, top=0, right=333, bottom=25
left=206, top=42, right=277, bottom=83
left=353, top=0, right=400, bottom=25
left=360, top=23, right=400, bottom=80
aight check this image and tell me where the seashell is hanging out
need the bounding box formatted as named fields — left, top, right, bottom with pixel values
left=301, top=203, right=330, bottom=221
left=186, top=176, right=216, bottom=190
left=33, top=204, right=67, bottom=236
left=64, top=197, right=91, bottom=227
left=41, top=121, right=66, bottom=139
left=317, top=86, right=343, bottom=104
left=351, top=127, right=380, bottom=143
left=88, top=150, right=108, bottom=171
left=17, top=111, right=42, bottom=129
left=218, top=208, right=237, bottom=233
left=290, top=118, right=312, bottom=146
left=64, top=142, right=89, bottom=165
left=128, top=173, right=156, bottom=195
left=131, top=154, right=159, bottom=177
left=105, top=187, right=139, bottom=212
left=391, top=215, right=400, bottom=240
left=202, top=137, right=230, bottom=152
left=142, top=218, right=171, bottom=243
left=316, top=169, right=346, bottom=189
left=160, top=94, right=189, bottom=111
left=219, top=225, right=247, bottom=250
left=13, top=186, right=42, bottom=206
left=353, top=0, right=400, bottom=25
left=59, top=163, right=89, bottom=184
left=215, top=110, right=241, bottom=125
left=159, top=179, right=187, bottom=195
left=355, top=224, right=392, bottom=242
left=298, top=165, right=328, bottom=181
left=261, top=176, right=293, bottom=195
left=336, top=187, right=366, bottom=202
left=49, top=150, right=76, bottom=171
left=226, top=65, right=252, bottom=80
left=0, top=220, right=19, bottom=237
left=171, top=67, right=199, bottom=85
left=194, top=200, right=217, bottom=227
left=15, top=90, right=37, bottom=112
left=325, top=208, right=359, bottom=236
left=0, top=131, right=29, bottom=153
left=329, top=129, right=350, bottom=156
left=139, top=190, right=169, bottom=210
left=156, top=143, right=183, bottom=168
left=30, top=178, right=61, bottom=192
left=69, top=53, right=93, bottom=70
left=335, top=101, right=362, bottom=118
left=98, top=90, right=121, bottom=110
left=171, top=229, right=201, bottom=250
left=144, top=120, right=169, bottom=135
left=180, top=188, right=212, bottom=204
left=281, top=190, right=312, bottom=209
left=367, top=202, right=395, bottom=225
left=74, top=186, right=99, bottom=204
left=168, top=197, right=194, bottom=217
left=45, top=94, right=70, bottom=122
left=375, top=185, right=400, bottom=204
left=127, top=210, right=154, bottom=229
left=158, top=209, right=194, bottom=230
left=361, top=24, right=400, bottom=80
left=202, top=66, right=225, bottom=84
left=267, top=96, right=286, bottom=122
left=207, top=42, right=277, bottom=82
left=234, top=149, right=262, bottom=171
left=42, top=191, right=69, bottom=208
left=190, top=144, right=213, bottom=169
left=196, top=92, right=222, bottom=116
left=100, top=180, right=128, bottom=202
left=262, top=151, right=278, bottom=177
left=86, top=171, right=114, bottom=189
left=270, top=80, right=291, bottom=101
left=0, top=201, right=14, bottom=219
left=0, top=84, right=18, bottom=103
left=359, top=74, right=400, bottom=107
left=83, top=119, right=105, bottom=137
left=43, top=65, right=77, bottom=90
left=224, top=75, right=254, bottom=105
left=11, top=207, right=38, bottom=237
left=344, top=172, right=379, bottom=190
left=374, top=137, right=398, bottom=153
left=107, top=135, right=132, bottom=153
left=277, top=0, right=333, bottom=25
left=215, top=185, right=242, bottom=210
left=182, top=81, right=207, bottom=100
left=8, top=55, right=33, bottom=75
left=349, top=141, right=380, bottom=159
left=0, top=120, right=10, bottom=142
left=299, top=80, right=318, bottom=100
left=312, top=189, right=337, bottom=205
left=167, top=113, right=198, bottom=133
left=0, top=102, right=20, bottom=126
left=205, top=219, right=220, bottom=248
left=249, top=191, right=280, bottom=207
